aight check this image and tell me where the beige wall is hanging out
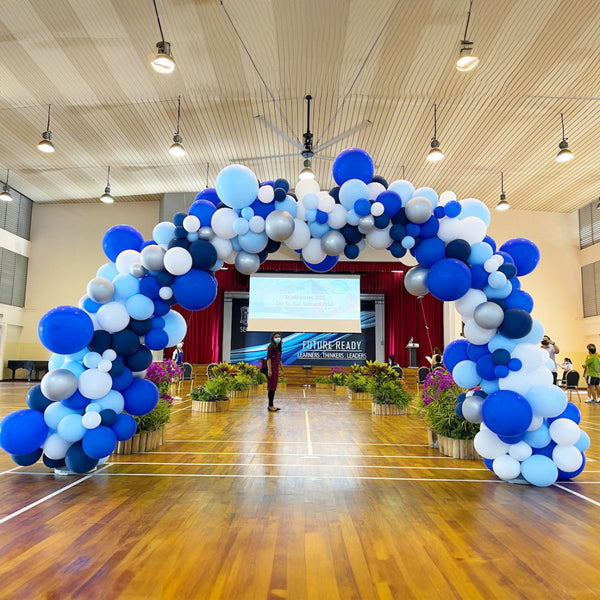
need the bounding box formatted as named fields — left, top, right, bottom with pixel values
left=3, top=201, right=159, bottom=374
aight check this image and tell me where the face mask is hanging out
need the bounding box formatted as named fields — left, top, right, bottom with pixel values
left=274, top=337, right=281, bottom=343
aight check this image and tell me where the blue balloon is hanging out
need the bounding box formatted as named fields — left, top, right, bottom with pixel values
left=494, top=365, right=509, bottom=378
left=374, top=214, right=390, bottom=229
left=122, top=378, right=159, bottom=416
left=194, top=187, right=220, bottom=207
left=344, top=244, right=360, bottom=259
left=63, top=390, right=90, bottom=410
left=443, top=339, right=470, bottom=372
left=111, top=413, right=137, bottom=441
left=65, top=442, right=99, bottom=473
left=189, top=241, right=218, bottom=270
left=82, top=297, right=102, bottom=313
left=215, top=164, right=259, bottom=210
left=26, top=385, right=53, bottom=413
left=189, top=199, right=216, bottom=227
left=467, top=343, right=490, bottom=362
left=250, top=199, right=275, bottom=218
left=82, top=425, right=117, bottom=459
left=38, top=305, right=94, bottom=355
left=498, top=309, right=533, bottom=339
left=153, top=298, right=171, bottom=317
left=482, top=390, right=533, bottom=437
left=174, top=226, right=187, bottom=239
left=274, top=178, right=289, bottom=193
left=303, top=255, right=339, bottom=273
left=426, top=259, right=472, bottom=301
left=520, top=454, right=558, bottom=487
left=11, top=448, right=43, bottom=466
left=419, top=216, right=440, bottom=238
left=468, top=241, right=493, bottom=265
left=0, top=409, right=49, bottom=456
left=405, top=223, right=420, bottom=237
left=444, top=201, right=461, bottom=218
left=102, top=225, right=144, bottom=262
left=111, top=365, right=133, bottom=391
left=145, top=327, right=169, bottom=350
left=445, top=239, right=471, bottom=262
left=508, top=358, right=522, bottom=371
left=377, top=190, right=402, bottom=218
left=476, top=355, right=497, bottom=380
left=390, top=224, right=406, bottom=241
left=414, top=238, right=446, bottom=268
left=332, top=148, right=374, bottom=185
left=433, top=206, right=445, bottom=219
left=354, top=199, right=371, bottom=216
left=504, top=290, right=534, bottom=312
left=172, top=268, right=218, bottom=311
left=124, top=346, right=153, bottom=372
left=548, top=402, right=581, bottom=425
left=139, top=276, right=160, bottom=299
left=470, top=264, right=489, bottom=289
left=499, top=238, right=540, bottom=276
left=112, top=329, right=140, bottom=356
left=455, top=401, right=464, bottom=418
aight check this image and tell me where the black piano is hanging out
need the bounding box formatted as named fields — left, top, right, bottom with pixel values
left=6, top=360, right=49, bottom=381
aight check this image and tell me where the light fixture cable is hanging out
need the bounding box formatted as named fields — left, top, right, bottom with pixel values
left=169, top=95, right=185, bottom=156
left=0, top=169, right=13, bottom=201
left=457, top=0, right=480, bottom=72
left=496, top=171, right=510, bottom=210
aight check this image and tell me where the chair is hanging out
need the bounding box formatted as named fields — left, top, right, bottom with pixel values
left=392, top=365, right=403, bottom=379
left=177, top=362, right=195, bottom=398
left=207, top=363, right=218, bottom=380
left=418, top=366, right=430, bottom=384
left=565, top=370, right=581, bottom=403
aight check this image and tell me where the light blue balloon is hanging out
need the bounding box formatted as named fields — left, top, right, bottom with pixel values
left=241, top=207, right=254, bottom=220
left=520, top=454, right=558, bottom=487
left=523, top=423, right=551, bottom=448
left=480, top=378, right=500, bottom=394
left=62, top=360, right=85, bottom=377
left=452, top=360, right=480, bottom=388
left=44, top=402, right=76, bottom=429
left=308, top=221, right=330, bottom=239
left=187, top=232, right=200, bottom=242
left=527, top=385, right=567, bottom=418
left=238, top=231, right=268, bottom=253
left=518, top=319, right=544, bottom=345
left=459, top=198, right=491, bottom=227
left=413, top=187, right=439, bottom=208
left=215, top=164, right=259, bottom=210
left=163, top=309, right=188, bottom=347
left=231, top=236, right=242, bottom=252
left=388, top=180, right=415, bottom=206
left=483, top=279, right=512, bottom=299
left=153, top=221, right=176, bottom=246
left=98, top=390, right=125, bottom=413
left=113, top=274, right=140, bottom=300
left=66, top=349, right=87, bottom=362
left=48, top=354, right=66, bottom=370
left=305, top=209, right=317, bottom=223
left=57, top=414, right=86, bottom=442
left=83, top=352, right=102, bottom=369
left=469, top=242, right=493, bottom=265
left=85, top=402, right=102, bottom=413
left=488, top=271, right=507, bottom=289
left=211, top=258, right=224, bottom=272
left=233, top=217, right=250, bottom=236
left=97, top=262, right=119, bottom=280
left=339, top=179, right=369, bottom=210
left=574, top=430, right=591, bottom=452
left=276, top=197, right=298, bottom=217
left=488, top=333, right=519, bottom=354
left=401, top=236, right=415, bottom=249
left=125, top=294, right=155, bottom=320
left=303, top=193, right=319, bottom=210
left=346, top=209, right=360, bottom=226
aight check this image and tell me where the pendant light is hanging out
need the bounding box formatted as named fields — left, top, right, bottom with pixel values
left=496, top=172, right=509, bottom=211
left=299, top=94, right=315, bottom=180
left=0, top=169, right=13, bottom=201
left=299, top=157, right=315, bottom=180
left=151, top=0, right=175, bottom=73
left=456, top=0, right=479, bottom=72
left=556, top=113, right=574, bottom=162
left=100, top=166, right=114, bottom=204
left=426, top=104, right=444, bottom=162
left=37, top=104, right=55, bottom=153
left=169, top=96, right=185, bottom=156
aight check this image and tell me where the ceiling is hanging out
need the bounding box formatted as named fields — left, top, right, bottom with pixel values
left=0, top=0, right=599, bottom=212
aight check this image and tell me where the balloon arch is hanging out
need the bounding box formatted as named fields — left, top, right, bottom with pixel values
left=0, top=148, right=589, bottom=486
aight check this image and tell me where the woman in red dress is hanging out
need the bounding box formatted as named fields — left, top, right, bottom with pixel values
left=267, top=332, right=284, bottom=412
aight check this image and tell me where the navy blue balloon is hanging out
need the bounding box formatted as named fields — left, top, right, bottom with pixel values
left=26, top=385, right=52, bottom=413
left=374, top=214, right=390, bottom=229
left=102, top=225, right=144, bottom=262
left=265, top=239, right=281, bottom=254
left=172, top=268, right=217, bottom=311
left=99, top=409, right=117, bottom=427
left=466, top=343, right=490, bottom=362
left=332, top=148, right=374, bottom=185
left=0, top=409, right=49, bottom=456
left=498, top=308, right=533, bottom=339
left=157, top=271, right=174, bottom=287
left=498, top=433, right=525, bottom=444
left=250, top=199, right=275, bottom=218
left=470, top=264, right=489, bottom=289
left=389, top=242, right=407, bottom=258
left=109, top=359, right=125, bottom=378
left=476, top=354, right=497, bottom=380
left=174, top=226, right=187, bottom=239
left=173, top=212, right=186, bottom=227
left=414, top=238, right=446, bottom=268
left=111, top=365, right=133, bottom=391
left=391, top=208, right=408, bottom=225
left=82, top=426, right=117, bottom=459
left=499, top=238, right=540, bottom=276
left=443, top=339, right=470, bottom=372
left=11, top=448, right=43, bottom=466
left=43, top=455, right=66, bottom=469
left=426, top=258, right=472, bottom=301
left=188, top=199, right=216, bottom=228
left=122, top=378, right=159, bottom=416
left=112, top=328, right=140, bottom=356
left=129, top=318, right=153, bottom=336
left=498, top=263, right=517, bottom=279
left=344, top=244, right=360, bottom=259
left=329, top=186, right=340, bottom=202
left=258, top=251, right=268, bottom=264
left=274, top=178, right=289, bottom=193
left=189, top=240, right=218, bottom=270
left=371, top=175, right=388, bottom=188
left=492, top=349, right=511, bottom=365
left=303, top=255, right=339, bottom=273
left=316, top=210, right=329, bottom=224
left=124, top=345, right=153, bottom=372
left=168, top=238, right=190, bottom=250
left=504, top=290, right=534, bottom=312
left=65, top=442, right=99, bottom=473
left=140, top=275, right=160, bottom=299
left=455, top=401, right=464, bottom=418
left=482, top=390, right=533, bottom=437
left=194, top=188, right=220, bottom=207
left=153, top=298, right=171, bottom=317
left=111, top=413, right=137, bottom=441
left=273, top=187, right=287, bottom=202
left=445, top=239, right=471, bottom=262
left=63, top=390, right=90, bottom=410
left=390, top=224, right=406, bottom=241
left=419, top=216, right=440, bottom=238
left=39, top=305, right=94, bottom=355
left=340, top=224, right=362, bottom=244
left=145, top=327, right=169, bottom=350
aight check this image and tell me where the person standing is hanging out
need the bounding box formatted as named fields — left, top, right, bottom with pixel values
left=171, top=342, right=184, bottom=366
left=267, top=333, right=284, bottom=412
left=541, top=336, right=560, bottom=384
left=583, top=344, right=600, bottom=404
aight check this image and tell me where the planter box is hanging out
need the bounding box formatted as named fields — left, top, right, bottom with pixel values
left=334, top=385, right=349, bottom=396
left=191, top=399, right=230, bottom=412
left=277, top=382, right=287, bottom=391
left=228, top=389, right=250, bottom=399
left=115, top=425, right=166, bottom=455
left=349, top=391, right=372, bottom=401
left=371, top=403, right=407, bottom=415
left=427, top=429, right=477, bottom=459
left=315, top=383, right=334, bottom=390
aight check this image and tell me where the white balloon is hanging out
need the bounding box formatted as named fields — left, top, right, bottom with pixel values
left=115, top=250, right=142, bottom=275
left=96, top=301, right=130, bottom=333
left=367, top=182, right=386, bottom=200
left=527, top=414, right=544, bottom=431
left=553, top=445, right=583, bottom=472
left=549, top=418, right=581, bottom=446
left=258, top=185, right=274, bottom=203
left=249, top=215, right=265, bottom=233
left=371, top=202, right=385, bottom=217
left=43, top=433, right=72, bottom=460
left=102, top=349, right=117, bottom=362
left=183, top=215, right=200, bottom=232
left=317, top=192, right=335, bottom=213
left=211, top=207, right=238, bottom=239
left=455, top=288, right=487, bottom=320
left=302, top=238, right=326, bottom=264
left=366, top=225, right=393, bottom=249
left=493, top=454, right=521, bottom=480
left=159, top=286, right=173, bottom=300
left=464, top=319, right=496, bottom=345
left=283, top=219, right=311, bottom=250
left=511, top=344, right=545, bottom=372
left=437, top=217, right=462, bottom=243
left=97, top=359, right=112, bottom=373
left=210, top=237, right=233, bottom=260
left=484, top=258, right=499, bottom=273
left=327, top=205, right=348, bottom=229
left=474, top=429, right=510, bottom=459
left=459, top=216, right=487, bottom=245
left=295, top=178, right=320, bottom=201
left=439, top=190, right=457, bottom=205
left=82, top=411, right=102, bottom=429
left=78, top=369, right=113, bottom=400
left=509, top=441, right=533, bottom=461
left=164, top=247, right=193, bottom=276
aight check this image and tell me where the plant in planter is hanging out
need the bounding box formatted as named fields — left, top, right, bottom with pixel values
left=191, top=376, right=230, bottom=412
left=211, top=362, right=238, bottom=379
left=145, top=360, right=183, bottom=404
left=369, top=378, right=411, bottom=414
left=363, top=360, right=398, bottom=383
left=346, top=372, right=371, bottom=400
left=420, top=369, right=480, bottom=459
left=115, top=399, right=171, bottom=454
left=228, top=373, right=252, bottom=399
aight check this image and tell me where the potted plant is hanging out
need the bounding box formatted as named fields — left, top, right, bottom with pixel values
left=115, top=399, right=172, bottom=454
left=191, top=376, right=230, bottom=412
left=145, top=360, right=183, bottom=403
left=369, top=378, right=411, bottom=415
left=330, top=366, right=348, bottom=395
left=314, top=375, right=333, bottom=390
left=228, top=373, right=252, bottom=400
left=211, top=362, right=238, bottom=379
left=346, top=369, right=371, bottom=401
left=420, top=369, right=480, bottom=459
left=277, top=375, right=288, bottom=391
left=236, top=363, right=261, bottom=390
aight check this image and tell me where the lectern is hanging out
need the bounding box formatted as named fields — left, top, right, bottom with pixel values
left=406, top=340, right=419, bottom=368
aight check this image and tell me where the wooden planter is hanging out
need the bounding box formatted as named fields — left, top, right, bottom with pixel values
left=349, top=391, right=372, bottom=401
left=277, top=382, right=287, bottom=391
left=228, top=389, right=250, bottom=399
left=191, top=399, right=230, bottom=412
left=315, top=383, right=334, bottom=391
left=371, top=403, right=407, bottom=415
left=334, top=385, right=349, bottom=396
left=115, top=425, right=166, bottom=455
left=427, top=429, right=478, bottom=460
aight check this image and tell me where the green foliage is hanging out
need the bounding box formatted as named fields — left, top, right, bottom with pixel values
left=314, top=376, right=331, bottom=384
left=362, top=360, right=398, bottom=383
left=211, top=362, right=237, bottom=379
left=330, top=371, right=347, bottom=385
left=134, top=399, right=171, bottom=432
left=255, top=372, right=267, bottom=384
left=278, top=376, right=288, bottom=384
left=228, top=373, right=252, bottom=391
left=346, top=372, right=368, bottom=392
left=368, top=379, right=411, bottom=406
left=191, top=376, right=228, bottom=402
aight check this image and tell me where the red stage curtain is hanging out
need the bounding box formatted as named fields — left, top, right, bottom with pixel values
left=169, top=261, right=444, bottom=368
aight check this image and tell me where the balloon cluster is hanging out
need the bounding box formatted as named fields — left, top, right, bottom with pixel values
left=0, top=147, right=589, bottom=484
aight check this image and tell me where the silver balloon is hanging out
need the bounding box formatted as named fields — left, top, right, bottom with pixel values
left=41, top=368, right=78, bottom=402
left=405, top=196, right=433, bottom=224
left=198, top=226, right=214, bottom=240
left=358, top=214, right=375, bottom=232
left=473, top=301, right=504, bottom=329
left=404, top=266, right=430, bottom=297
left=462, top=396, right=484, bottom=423
left=265, top=210, right=295, bottom=241
left=86, top=277, right=114, bottom=304
left=320, top=230, right=346, bottom=256
left=130, top=262, right=147, bottom=278
left=141, top=244, right=165, bottom=271
left=235, top=251, right=260, bottom=275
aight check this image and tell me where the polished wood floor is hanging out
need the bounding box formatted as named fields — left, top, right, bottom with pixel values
left=0, top=382, right=599, bottom=600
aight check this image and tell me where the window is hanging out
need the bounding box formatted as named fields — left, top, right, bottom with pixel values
left=0, top=184, right=32, bottom=240
left=0, top=248, right=28, bottom=307
left=578, top=201, right=600, bottom=249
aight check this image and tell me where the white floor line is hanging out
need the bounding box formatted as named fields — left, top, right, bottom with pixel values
left=305, top=411, right=313, bottom=456
left=170, top=406, right=191, bottom=415
left=145, top=450, right=453, bottom=459
left=164, top=439, right=430, bottom=446
left=0, top=464, right=110, bottom=525
left=553, top=483, right=600, bottom=507
left=0, top=466, right=21, bottom=476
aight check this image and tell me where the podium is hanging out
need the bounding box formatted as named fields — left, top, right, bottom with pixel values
left=406, top=341, right=419, bottom=368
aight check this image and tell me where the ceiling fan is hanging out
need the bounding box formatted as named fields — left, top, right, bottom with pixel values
left=232, top=95, right=372, bottom=176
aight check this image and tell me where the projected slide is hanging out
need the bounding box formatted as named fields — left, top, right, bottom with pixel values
left=248, top=274, right=361, bottom=333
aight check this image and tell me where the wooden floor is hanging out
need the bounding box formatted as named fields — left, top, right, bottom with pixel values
left=0, top=383, right=599, bottom=600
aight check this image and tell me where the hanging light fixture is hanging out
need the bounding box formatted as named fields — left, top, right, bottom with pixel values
left=556, top=113, right=574, bottom=162
left=37, top=104, right=55, bottom=153
left=0, top=169, right=13, bottom=202
left=151, top=0, right=175, bottom=73
left=456, top=0, right=479, bottom=72
left=299, top=156, right=315, bottom=180
left=496, top=172, right=509, bottom=211
left=426, top=104, right=444, bottom=162
left=298, top=95, right=315, bottom=180
left=100, top=166, right=115, bottom=204
left=169, top=95, right=185, bottom=156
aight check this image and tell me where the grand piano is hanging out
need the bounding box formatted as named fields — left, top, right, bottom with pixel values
left=6, top=360, right=49, bottom=381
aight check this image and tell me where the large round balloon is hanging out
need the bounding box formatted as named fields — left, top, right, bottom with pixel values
left=426, top=259, right=472, bottom=301
left=0, top=409, right=49, bottom=456
left=122, top=378, right=159, bottom=416
left=482, top=390, right=533, bottom=437
left=171, top=269, right=217, bottom=311
left=102, top=225, right=144, bottom=262
left=332, top=148, right=374, bottom=185
left=215, top=164, right=259, bottom=210
left=38, top=306, right=94, bottom=355
left=499, top=238, right=540, bottom=276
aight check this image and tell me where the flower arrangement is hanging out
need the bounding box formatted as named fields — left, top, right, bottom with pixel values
left=145, top=360, right=183, bottom=405
left=329, top=366, right=347, bottom=386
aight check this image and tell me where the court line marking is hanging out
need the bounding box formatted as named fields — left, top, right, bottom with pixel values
left=0, top=464, right=110, bottom=525
left=305, top=411, right=313, bottom=455
left=144, top=451, right=454, bottom=459
left=170, top=406, right=191, bottom=415
left=164, top=439, right=430, bottom=446
left=553, top=483, right=600, bottom=507
left=0, top=466, right=20, bottom=476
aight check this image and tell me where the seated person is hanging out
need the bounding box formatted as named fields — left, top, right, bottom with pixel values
left=427, top=347, right=444, bottom=370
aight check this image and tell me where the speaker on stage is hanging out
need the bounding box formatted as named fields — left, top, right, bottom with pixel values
left=406, top=337, right=419, bottom=368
